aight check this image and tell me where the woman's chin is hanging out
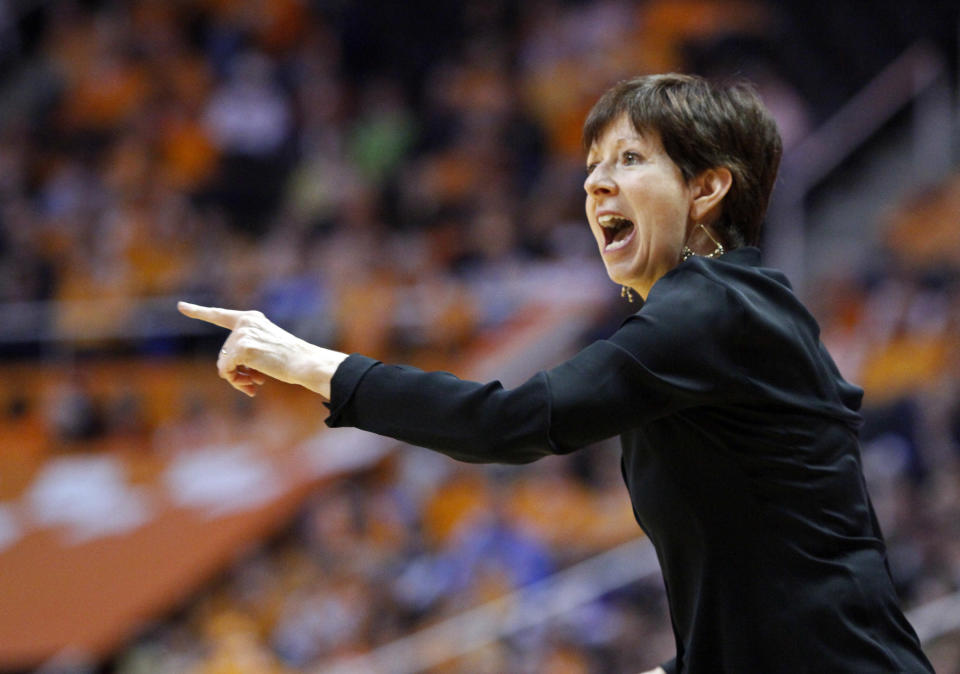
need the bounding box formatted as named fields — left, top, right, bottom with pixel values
left=602, top=240, right=648, bottom=285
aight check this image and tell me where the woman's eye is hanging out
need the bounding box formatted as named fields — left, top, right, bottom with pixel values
left=585, top=162, right=598, bottom=175
left=622, top=151, right=640, bottom=165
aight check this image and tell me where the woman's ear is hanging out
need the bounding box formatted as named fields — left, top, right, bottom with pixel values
left=689, top=167, right=732, bottom=223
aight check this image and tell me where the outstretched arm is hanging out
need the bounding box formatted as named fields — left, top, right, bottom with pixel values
left=177, top=302, right=348, bottom=398
left=177, top=300, right=558, bottom=463
left=177, top=291, right=717, bottom=463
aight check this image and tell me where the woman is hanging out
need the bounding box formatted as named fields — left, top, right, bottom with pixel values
left=179, top=74, right=933, bottom=673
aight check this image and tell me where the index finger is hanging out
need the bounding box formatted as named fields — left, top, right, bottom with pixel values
left=177, top=301, right=244, bottom=330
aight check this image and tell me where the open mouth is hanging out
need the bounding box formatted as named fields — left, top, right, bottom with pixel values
left=598, top=214, right=635, bottom=252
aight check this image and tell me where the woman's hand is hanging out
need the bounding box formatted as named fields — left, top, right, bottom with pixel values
left=177, top=302, right=348, bottom=399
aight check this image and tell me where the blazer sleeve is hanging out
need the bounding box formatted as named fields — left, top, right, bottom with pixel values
left=325, top=267, right=744, bottom=462
left=324, top=353, right=559, bottom=464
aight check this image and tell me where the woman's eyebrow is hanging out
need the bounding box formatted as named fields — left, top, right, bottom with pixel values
left=602, top=136, right=646, bottom=152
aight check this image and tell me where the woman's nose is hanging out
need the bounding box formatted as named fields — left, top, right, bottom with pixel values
left=584, top=164, right=617, bottom=196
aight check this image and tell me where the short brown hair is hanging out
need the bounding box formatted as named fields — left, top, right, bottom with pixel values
left=583, top=73, right=782, bottom=248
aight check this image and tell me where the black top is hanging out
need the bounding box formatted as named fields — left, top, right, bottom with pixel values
left=325, top=247, right=933, bottom=673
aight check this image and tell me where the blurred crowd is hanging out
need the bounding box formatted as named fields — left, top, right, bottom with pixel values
left=0, top=0, right=837, bottom=360
left=116, top=450, right=667, bottom=674
left=0, top=0, right=958, bottom=672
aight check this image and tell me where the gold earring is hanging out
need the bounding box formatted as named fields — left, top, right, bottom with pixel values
left=620, top=286, right=634, bottom=303
left=681, top=224, right=725, bottom=262
left=700, top=223, right=725, bottom=258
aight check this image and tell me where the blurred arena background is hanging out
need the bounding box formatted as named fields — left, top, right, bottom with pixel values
left=0, top=0, right=959, bottom=672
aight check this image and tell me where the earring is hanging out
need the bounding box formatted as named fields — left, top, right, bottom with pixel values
left=620, top=286, right=634, bottom=303
left=700, top=224, right=725, bottom=258
left=681, top=224, right=725, bottom=262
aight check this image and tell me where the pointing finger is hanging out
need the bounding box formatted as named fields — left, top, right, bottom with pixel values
left=178, top=301, right=244, bottom=330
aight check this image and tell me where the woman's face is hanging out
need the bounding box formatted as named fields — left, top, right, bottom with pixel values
left=584, top=114, right=694, bottom=299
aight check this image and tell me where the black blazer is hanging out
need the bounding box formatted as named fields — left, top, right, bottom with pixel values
left=326, top=247, right=933, bottom=673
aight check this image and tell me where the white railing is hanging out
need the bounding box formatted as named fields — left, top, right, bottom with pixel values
left=765, top=41, right=955, bottom=295
left=0, top=295, right=214, bottom=344
left=0, top=262, right=609, bottom=349
left=313, top=534, right=959, bottom=674
left=316, top=537, right=660, bottom=674
left=907, top=590, right=960, bottom=645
